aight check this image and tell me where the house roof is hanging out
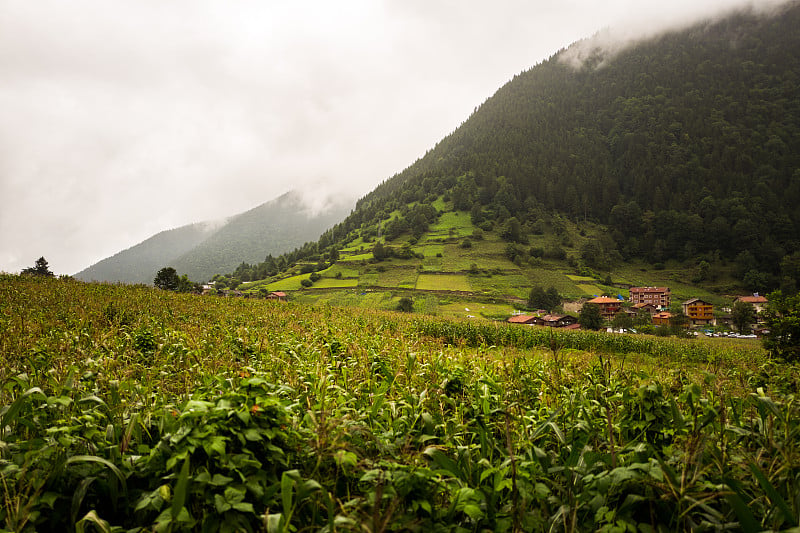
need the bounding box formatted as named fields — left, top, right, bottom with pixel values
left=562, top=323, right=581, bottom=330
left=541, top=314, right=567, bottom=322
left=270, top=291, right=287, bottom=297
left=653, top=312, right=673, bottom=319
left=736, top=295, right=767, bottom=304
left=633, top=302, right=656, bottom=309
left=508, top=314, right=536, bottom=324
left=587, top=297, right=622, bottom=304
left=630, top=286, right=670, bottom=293
left=683, top=298, right=710, bottom=305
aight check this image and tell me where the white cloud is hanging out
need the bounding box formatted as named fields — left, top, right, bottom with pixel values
left=0, top=0, right=785, bottom=274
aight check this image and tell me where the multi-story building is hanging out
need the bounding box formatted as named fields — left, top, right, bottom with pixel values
left=683, top=298, right=715, bottom=326
left=629, top=287, right=671, bottom=309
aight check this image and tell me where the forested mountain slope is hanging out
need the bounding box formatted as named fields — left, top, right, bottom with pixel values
left=75, top=191, right=352, bottom=284
left=170, top=192, right=351, bottom=282
left=74, top=223, right=216, bottom=285
left=308, top=2, right=800, bottom=291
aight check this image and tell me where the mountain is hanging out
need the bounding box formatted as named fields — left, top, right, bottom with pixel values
left=73, top=223, right=216, bottom=285
left=229, top=2, right=800, bottom=298
left=326, top=3, right=800, bottom=288
left=75, top=191, right=353, bottom=284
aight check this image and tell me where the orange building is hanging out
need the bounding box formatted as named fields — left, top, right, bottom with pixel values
left=629, top=287, right=671, bottom=309
left=682, top=298, right=714, bottom=326
left=586, top=296, right=622, bottom=320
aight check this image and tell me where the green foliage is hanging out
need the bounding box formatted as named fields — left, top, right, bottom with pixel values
left=154, top=267, right=180, bottom=291
left=396, top=296, right=414, bottom=313
left=527, top=285, right=561, bottom=312
left=762, top=290, right=800, bottom=362
left=21, top=256, right=54, bottom=277
left=732, top=300, right=757, bottom=333
left=372, top=241, right=387, bottom=261
left=579, top=303, right=604, bottom=330
left=2, top=251, right=797, bottom=531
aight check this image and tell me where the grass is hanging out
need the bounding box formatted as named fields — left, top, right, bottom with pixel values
left=312, top=278, right=358, bottom=288
left=375, top=266, right=418, bottom=288
left=421, top=244, right=445, bottom=257
left=319, top=264, right=359, bottom=278
left=429, top=211, right=473, bottom=238
left=416, top=273, right=472, bottom=291
left=567, top=274, right=598, bottom=282
left=265, top=273, right=311, bottom=291
left=577, top=283, right=604, bottom=295
left=339, top=251, right=373, bottom=261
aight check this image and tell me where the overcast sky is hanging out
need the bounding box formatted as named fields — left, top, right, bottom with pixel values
left=0, top=0, right=785, bottom=275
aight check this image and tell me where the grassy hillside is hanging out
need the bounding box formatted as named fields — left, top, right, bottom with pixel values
left=3, top=274, right=798, bottom=531
left=231, top=196, right=740, bottom=321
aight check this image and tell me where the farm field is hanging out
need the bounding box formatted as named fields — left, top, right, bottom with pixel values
left=416, top=274, right=472, bottom=292
left=2, top=275, right=799, bottom=532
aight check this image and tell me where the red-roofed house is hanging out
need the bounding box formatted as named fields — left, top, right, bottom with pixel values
left=267, top=291, right=288, bottom=302
left=734, top=294, right=768, bottom=314
left=629, top=287, right=671, bottom=309
left=508, top=314, right=537, bottom=325
left=586, top=297, right=622, bottom=320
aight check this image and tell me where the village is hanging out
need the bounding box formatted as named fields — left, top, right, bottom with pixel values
left=508, top=287, right=768, bottom=337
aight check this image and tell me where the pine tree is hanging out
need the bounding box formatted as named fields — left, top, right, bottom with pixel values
left=22, top=257, right=54, bottom=277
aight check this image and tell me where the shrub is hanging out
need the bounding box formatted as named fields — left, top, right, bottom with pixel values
left=397, top=297, right=414, bottom=312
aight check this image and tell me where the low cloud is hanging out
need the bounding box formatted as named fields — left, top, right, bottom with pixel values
left=560, top=0, right=793, bottom=70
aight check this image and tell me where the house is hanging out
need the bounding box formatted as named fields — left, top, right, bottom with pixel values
left=734, top=294, right=768, bottom=314
left=537, top=314, right=578, bottom=328
left=267, top=291, right=288, bottom=302
left=629, top=287, right=671, bottom=309
left=508, top=314, right=538, bottom=325
left=652, top=311, right=673, bottom=325
left=586, top=297, right=622, bottom=320
left=683, top=298, right=715, bottom=326
left=632, top=302, right=659, bottom=315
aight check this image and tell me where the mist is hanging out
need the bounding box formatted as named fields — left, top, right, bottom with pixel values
left=0, top=0, right=784, bottom=275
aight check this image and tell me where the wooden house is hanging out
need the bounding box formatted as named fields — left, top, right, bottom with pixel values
left=683, top=298, right=715, bottom=326
left=632, top=302, right=659, bottom=315
left=537, top=314, right=578, bottom=328
left=267, top=291, right=288, bottom=302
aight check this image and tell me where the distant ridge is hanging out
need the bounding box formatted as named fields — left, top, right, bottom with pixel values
left=74, top=191, right=353, bottom=284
